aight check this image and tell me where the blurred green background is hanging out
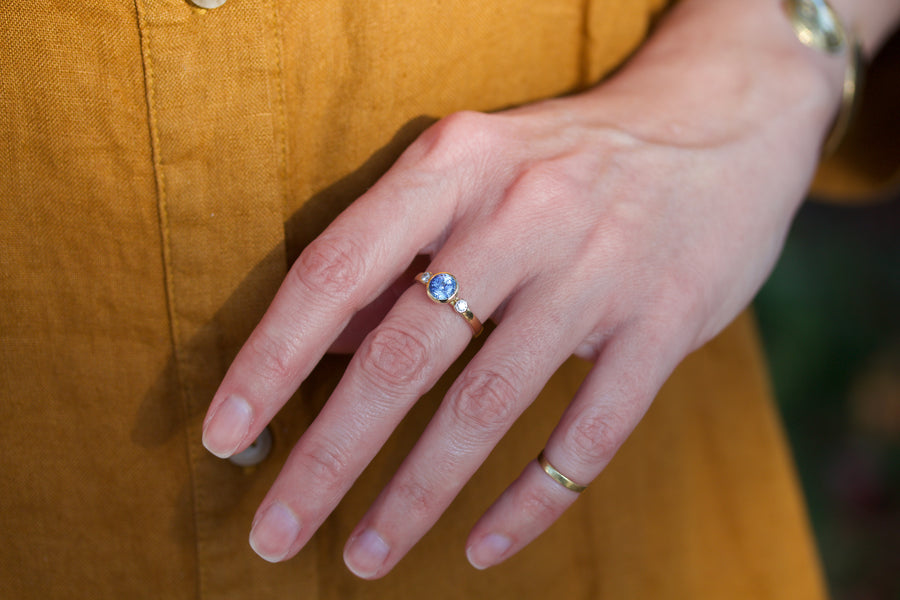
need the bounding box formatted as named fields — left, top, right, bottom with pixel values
left=754, top=198, right=900, bottom=599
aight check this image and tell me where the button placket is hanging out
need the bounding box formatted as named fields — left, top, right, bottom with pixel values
left=132, top=0, right=317, bottom=595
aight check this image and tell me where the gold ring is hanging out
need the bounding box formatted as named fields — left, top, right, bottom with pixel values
left=537, top=450, right=587, bottom=493
left=416, top=272, right=483, bottom=337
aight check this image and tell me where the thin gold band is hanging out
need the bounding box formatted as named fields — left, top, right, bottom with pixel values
left=537, top=450, right=587, bottom=494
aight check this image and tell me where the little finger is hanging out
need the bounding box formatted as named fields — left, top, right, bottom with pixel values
left=465, top=327, right=684, bottom=569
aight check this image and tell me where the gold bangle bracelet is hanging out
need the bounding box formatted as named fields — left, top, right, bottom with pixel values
left=822, top=38, right=862, bottom=156
left=782, top=0, right=864, bottom=156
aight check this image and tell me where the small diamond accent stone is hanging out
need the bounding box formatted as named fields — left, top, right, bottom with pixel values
left=419, top=272, right=432, bottom=283
left=427, top=273, right=458, bottom=303
left=454, top=299, right=468, bottom=313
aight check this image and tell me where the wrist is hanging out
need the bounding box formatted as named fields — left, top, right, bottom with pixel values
left=574, top=0, right=847, bottom=157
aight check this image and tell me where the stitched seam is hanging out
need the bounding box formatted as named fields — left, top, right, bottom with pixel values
left=132, top=2, right=204, bottom=599
left=268, top=0, right=289, bottom=221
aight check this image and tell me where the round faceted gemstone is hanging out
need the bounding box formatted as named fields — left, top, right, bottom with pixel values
left=427, top=273, right=458, bottom=303
left=454, top=299, right=468, bottom=313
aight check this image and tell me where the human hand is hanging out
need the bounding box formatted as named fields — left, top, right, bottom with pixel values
left=201, top=0, right=844, bottom=579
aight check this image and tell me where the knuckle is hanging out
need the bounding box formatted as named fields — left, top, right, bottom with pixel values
left=495, top=159, right=585, bottom=230
left=413, top=111, right=495, bottom=171
left=358, top=324, right=429, bottom=393
left=661, top=271, right=710, bottom=324
left=520, top=487, right=561, bottom=522
left=297, top=438, right=349, bottom=490
left=245, top=330, right=298, bottom=382
left=293, top=234, right=367, bottom=304
left=431, top=110, right=491, bottom=143
left=510, top=160, right=576, bottom=200
left=636, top=274, right=710, bottom=352
left=446, top=369, right=518, bottom=436
left=590, top=202, right=649, bottom=264
left=392, top=477, right=438, bottom=518
left=566, top=405, right=628, bottom=465
left=604, top=197, right=651, bottom=241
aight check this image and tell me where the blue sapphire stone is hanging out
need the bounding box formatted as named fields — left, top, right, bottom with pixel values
left=428, top=273, right=458, bottom=303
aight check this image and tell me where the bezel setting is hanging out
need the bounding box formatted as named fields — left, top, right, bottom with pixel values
left=415, top=270, right=483, bottom=337
left=425, top=272, right=459, bottom=304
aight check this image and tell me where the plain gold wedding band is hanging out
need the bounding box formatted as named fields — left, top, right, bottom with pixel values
left=537, top=450, right=587, bottom=494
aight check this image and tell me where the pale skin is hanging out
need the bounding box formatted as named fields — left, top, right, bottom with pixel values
left=201, top=0, right=900, bottom=579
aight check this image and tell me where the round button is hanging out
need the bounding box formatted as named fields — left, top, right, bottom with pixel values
left=189, top=0, right=228, bottom=9
left=228, top=427, right=273, bottom=467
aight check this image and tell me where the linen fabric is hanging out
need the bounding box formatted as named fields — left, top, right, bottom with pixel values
left=0, top=1, right=851, bottom=598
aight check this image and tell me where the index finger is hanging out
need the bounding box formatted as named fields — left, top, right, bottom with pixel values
left=201, top=169, right=456, bottom=458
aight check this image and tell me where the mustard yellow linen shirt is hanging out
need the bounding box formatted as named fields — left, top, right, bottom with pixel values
left=0, top=1, right=851, bottom=598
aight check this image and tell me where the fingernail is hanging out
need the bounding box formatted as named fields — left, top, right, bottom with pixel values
left=249, top=503, right=301, bottom=562
left=343, top=528, right=390, bottom=579
left=202, top=395, right=252, bottom=458
left=466, top=533, right=512, bottom=570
